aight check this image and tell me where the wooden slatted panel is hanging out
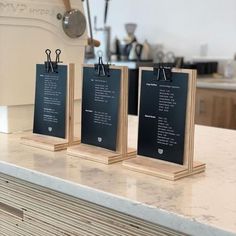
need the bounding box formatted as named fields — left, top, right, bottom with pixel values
left=0, top=174, right=187, bottom=236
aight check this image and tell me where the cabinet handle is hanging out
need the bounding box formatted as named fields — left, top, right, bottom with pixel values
left=199, top=99, right=206, bottom=114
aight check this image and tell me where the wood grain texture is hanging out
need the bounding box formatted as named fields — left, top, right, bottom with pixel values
left=67, top=65, right=136, bottom=164
left=63, top=0, right=72, bottom=11
left=196, top=88, right=236, bottom=129
left=123, top=156, right=205, bottom=181
left=68, top=63, right=75, bottom=145
left=21, top=64, right=79, bottom=152
left=123, top=68, right=206, bottom=181
left=0, top=174, right=186, bottom=236
left=230, top=97, right=236, bottom=129
left=0, top=202, right=24, bottom=220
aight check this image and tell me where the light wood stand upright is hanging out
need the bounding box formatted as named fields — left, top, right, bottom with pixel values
left=67, top=65, right=136, bottom=164
left=21, top=64, right=80, bottom=152
left=123, top=68, right=206, bottom=180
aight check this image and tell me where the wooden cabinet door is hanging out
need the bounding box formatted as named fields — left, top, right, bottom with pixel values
left=196, top=88, right=236, bottom=129
left=229, top=96, right=236, bottom=129
left=195, top=89, right=213, bottom=126
left=212, top=95, right=231, bottom=128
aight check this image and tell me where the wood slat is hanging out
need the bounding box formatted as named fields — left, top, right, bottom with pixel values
left=0, top=174, right=186, bottom=236
left=0, top=181, right=173, bottom=235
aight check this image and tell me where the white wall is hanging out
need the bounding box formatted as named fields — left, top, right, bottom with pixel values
left=88, top=0, right=236, bottom=59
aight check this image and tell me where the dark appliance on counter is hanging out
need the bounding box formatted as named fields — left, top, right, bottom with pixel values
left=128, top=69, right=139, bottom=115
left=127, top=60, right=218, bottom=116
left=182, top=61, right=218, bottom=76
left=127, top=61, right=154, bottom=115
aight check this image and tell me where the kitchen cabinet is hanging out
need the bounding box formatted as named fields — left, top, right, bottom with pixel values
left=229, top=97, right=236, bottom=129
left=195, top=88, right=236, bottom=129
left=195, top=89, right=214, bottom=126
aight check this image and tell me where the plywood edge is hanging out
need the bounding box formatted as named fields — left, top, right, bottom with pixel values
left=123, top=156, right=187, bottom=172
left=192, top=161, right=206, bottom=173
left=136, top=67, right=201, bottom=177
left=123, top=148, right=137, bottom=162
left=67, top=144, right=135, bottom=165
left=174, top=162, right=206, bottom=180
left=127, top=147, right=137, bottom=157
left=67, top=143, right=121, bottom=164
left=22, top=63, right=75, bottom=152
left=71, top=138, right=81, bottom=146
left=21, top=134, right=69, bottom=152
left=79, top=65, right=129, bottom=164
left=123, top=156, right=206, bottom=181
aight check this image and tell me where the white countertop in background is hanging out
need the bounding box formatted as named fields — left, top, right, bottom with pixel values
left=197, top=78, right=236, bottom=90
left=87, top=59, right=236, bottom=90
left=0, top=117, right=236, bottom=236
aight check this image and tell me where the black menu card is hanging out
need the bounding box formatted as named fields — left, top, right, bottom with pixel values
left=33, top=64, right=67, bottom=139
left=81, top=67, right=121, bottom=151
left=138, top=70, right=189, bottom=165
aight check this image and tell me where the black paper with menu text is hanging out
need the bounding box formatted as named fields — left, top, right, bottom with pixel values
left=33, top=64, right=67, bottom=139
left=81, top=67, right=121, bottom=151
left=138, top=70, right=188, bottom=165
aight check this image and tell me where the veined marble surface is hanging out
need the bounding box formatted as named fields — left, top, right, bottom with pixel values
left=0, top=117, right=236, bottom=236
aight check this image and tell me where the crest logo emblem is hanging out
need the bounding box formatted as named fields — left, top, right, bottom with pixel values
left=158, top=148, right=164, bottom=155
left=48, top=127, right=53, bottom=132
left=98, top=137, right=102, bottom=143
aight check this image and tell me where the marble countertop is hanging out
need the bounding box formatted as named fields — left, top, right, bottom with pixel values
left=0, top=117, right=236, bottom=236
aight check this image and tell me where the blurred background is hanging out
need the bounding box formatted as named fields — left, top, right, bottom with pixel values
left=1, top=0, right=236, bottom=133
left=84, top=0, right=236, bottom=131
left=87, top=0, right=236, bottom=59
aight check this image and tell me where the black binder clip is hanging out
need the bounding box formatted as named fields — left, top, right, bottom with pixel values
left=94, top=51, right=110, bottom=77
left=45, top=49, right=63, bottom=73
left=53, top=49, right=63, bottom=73
left=154, top=63, right=173, bottom=81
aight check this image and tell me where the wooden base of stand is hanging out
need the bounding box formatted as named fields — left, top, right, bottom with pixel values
left=123, top=156, right=206, bottom=181
left=67, top=144, right=136, bottom=165
left=21, top=134, right=80, bottom=152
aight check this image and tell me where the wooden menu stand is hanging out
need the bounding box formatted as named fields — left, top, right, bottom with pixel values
left=21, top=64, right=80, bottom=152
left=123, top=157, right=206, bottom=181
left=123, top=68, right=206, bottom=181
left=67, top=145, right=136, bottom=165
left=67, top=65, right=136, bottom=164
